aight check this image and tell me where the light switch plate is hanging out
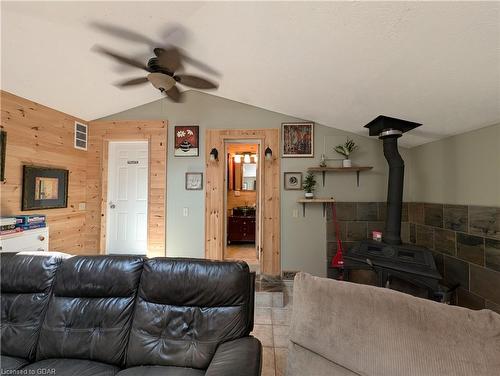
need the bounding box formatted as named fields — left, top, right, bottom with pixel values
left=292, top=209, right=299, bottom=218
left=78, top=202, right=86, bottom=211
left=183, top=207, right=189, bottom=217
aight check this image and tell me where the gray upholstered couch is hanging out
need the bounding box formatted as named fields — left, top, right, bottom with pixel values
left=287, top=272, right=500, bottom=376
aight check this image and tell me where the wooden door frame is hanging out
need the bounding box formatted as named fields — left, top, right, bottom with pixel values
left=87, top=120, right=167, bottom=257
left=205, top=129, right=280, bottom=276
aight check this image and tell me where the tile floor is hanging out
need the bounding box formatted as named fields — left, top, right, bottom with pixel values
left=224, top=243, right=259, bottom=264
left=250, top=282, right=293, bottom=376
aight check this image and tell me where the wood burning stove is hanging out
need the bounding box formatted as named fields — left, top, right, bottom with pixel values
left=344, top=116, right=450, bottom=301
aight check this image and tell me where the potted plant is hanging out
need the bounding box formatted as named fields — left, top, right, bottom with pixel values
left=334, top=138, right=358, bottom=167
left=303, top=172, right=317, bottom=199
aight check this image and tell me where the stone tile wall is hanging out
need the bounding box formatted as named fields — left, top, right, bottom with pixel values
left=326, top=202, right=500, bottom=313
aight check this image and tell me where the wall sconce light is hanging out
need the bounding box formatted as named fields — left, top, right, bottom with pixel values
left=234, top=154, right=242, bottom=164
left=265, top=147, right=273, bottom=161
left=243, top=153, right=251, bottom=164
left=210, top=148, right=219, bottom=161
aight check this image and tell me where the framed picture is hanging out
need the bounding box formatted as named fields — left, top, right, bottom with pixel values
left=282, top=122, right=314, bottom=158
left=175, top=125, right=199, bottom=157
left=22, top=166, right=69, bottom=210
left=185, top=172, right=203, bottom=190
left=0, top=131, right=6, bottom=182
left=284, top=172, right=303, bottom=190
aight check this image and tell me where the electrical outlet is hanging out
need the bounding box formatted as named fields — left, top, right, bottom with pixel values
left=292, top=208, right=299, bottom=218
left=183, top=207, right=189, bottom=217
left=78, top=202, right=86, bottom=211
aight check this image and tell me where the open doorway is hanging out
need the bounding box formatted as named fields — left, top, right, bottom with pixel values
left=224, top=141, right=260, bottom=272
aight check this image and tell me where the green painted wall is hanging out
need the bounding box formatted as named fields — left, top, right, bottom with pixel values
left=409, top=123, right=500, bottom=206
left=101, top=90, right=412, bottom=276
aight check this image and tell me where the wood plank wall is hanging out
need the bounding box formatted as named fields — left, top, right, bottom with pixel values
left=0, top=91, right=89, bottom=253
left=227, top=190, right=257, bottom=213
left=86, top=120, right=167, bottom=257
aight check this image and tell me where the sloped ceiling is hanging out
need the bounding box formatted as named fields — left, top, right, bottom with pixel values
left=1, top=1, right=499, bottom=147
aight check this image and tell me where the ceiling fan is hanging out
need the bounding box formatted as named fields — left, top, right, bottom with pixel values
left=91, top=22, right=219, bottom=102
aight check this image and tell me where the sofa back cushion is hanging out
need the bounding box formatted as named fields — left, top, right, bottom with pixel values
left=289, top=272, right=500, bottom=376
left=1, top=252, right=68, bottom=360
left=36, top=256, right=144, bottom=366
left=126, top=258, right=254, bottom=369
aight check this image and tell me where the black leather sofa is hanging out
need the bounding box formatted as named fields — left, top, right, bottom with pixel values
left=0, top=252, right=261, bottom=375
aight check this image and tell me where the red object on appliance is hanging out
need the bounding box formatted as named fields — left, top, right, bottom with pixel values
left=330, top=203, right=344, bottom=269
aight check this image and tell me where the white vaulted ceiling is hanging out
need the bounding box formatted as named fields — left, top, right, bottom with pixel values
left=1, top=1, right=499, bottom=147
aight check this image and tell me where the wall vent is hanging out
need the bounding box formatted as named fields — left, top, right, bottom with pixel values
left=74, top=122, right=88, bottom=150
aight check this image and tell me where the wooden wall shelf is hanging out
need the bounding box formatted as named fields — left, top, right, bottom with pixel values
left=297, top=198, right=336, bottom=217
left=307, top=166, right=373, bottom=187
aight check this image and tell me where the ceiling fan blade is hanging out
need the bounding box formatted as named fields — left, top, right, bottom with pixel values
left=180, top=52, right=221, bottom=77
left=156, top=47, right=182, bottom=73
left=93, top=45, right=149, bottom=71
left=90, top=21, right=157, bottom=46
left=175, top=74, right=218, bottom=89
left=115, top=77, right=149, bottom=87
left=165, top=85, right=182, bottom=102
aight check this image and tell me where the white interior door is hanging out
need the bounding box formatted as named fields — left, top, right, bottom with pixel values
left=106, top=141, right=148, bottom=254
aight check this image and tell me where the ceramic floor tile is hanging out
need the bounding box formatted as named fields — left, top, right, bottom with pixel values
left=271, top=308, right=291, bottom=326
left=272, top=292, right=284, bottom=307
left=273, top=325, right=290, bottom=348
left=251, top=324, right=274, bottom=347
left=255, top=292, right=273, bottom=308
left=262, top=347, right=276, bottom=376
left=255, top=307, right=272, bottom=325
left=274, top=348, right=288, bottom=376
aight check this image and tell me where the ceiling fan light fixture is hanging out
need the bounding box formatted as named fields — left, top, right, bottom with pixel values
left=147, top=72, right=176, bottom=92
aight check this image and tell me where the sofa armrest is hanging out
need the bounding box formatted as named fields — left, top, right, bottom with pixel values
left=205, top=337, right=262, bottom=376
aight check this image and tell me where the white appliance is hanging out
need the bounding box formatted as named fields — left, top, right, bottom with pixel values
left=0, top=227, right=49, bottom=253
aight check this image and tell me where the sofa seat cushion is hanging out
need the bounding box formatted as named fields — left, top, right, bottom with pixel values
left=0, top=355, right=29, bottom=371
left=117, top=366, right=205, bottom=376
left=22, top=358, right=120, bottom=376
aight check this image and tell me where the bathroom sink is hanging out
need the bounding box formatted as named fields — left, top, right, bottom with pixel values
left=233, top=206, right=256, bottom=217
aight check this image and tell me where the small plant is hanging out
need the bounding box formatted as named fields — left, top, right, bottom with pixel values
left=303, top=172, right=317, bottom=194
left=334, top=138, right=358, bottom=158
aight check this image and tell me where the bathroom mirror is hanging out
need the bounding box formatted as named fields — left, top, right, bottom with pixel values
left=241, top=163, right=257, bottom=191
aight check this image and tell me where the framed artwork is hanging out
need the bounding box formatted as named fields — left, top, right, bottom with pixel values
left=185, top=172, right=203, bottom=190
left=282, top=122, right=314, bottom=157
left=284, top=172, right=303, bottom=190
left=0, top=131, right=6, bottom=181
left=175, top=125, right=199, bottom=157
left=22, top=166, right=69, bottom=210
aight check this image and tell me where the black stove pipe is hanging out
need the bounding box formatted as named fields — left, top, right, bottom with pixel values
left=364, top=115, right=422, bottom=245
left=382, top=136, right=404, bottom=245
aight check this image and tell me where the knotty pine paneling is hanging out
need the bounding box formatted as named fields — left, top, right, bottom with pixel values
left=0, top=91, right=88, bottom=254
left=86, top=120, right=167, bottom=257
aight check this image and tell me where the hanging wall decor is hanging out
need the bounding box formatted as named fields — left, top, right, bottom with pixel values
left=22, top=166, right=69, bottom=210
left=185, top=172, right=203, bottom=190
left=175, top=125, right=199, bottom=157
left=282, top=122, right=314, bottom=157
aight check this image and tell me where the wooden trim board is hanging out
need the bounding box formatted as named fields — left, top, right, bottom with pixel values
left=205, top=129, right=280, bottom=276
